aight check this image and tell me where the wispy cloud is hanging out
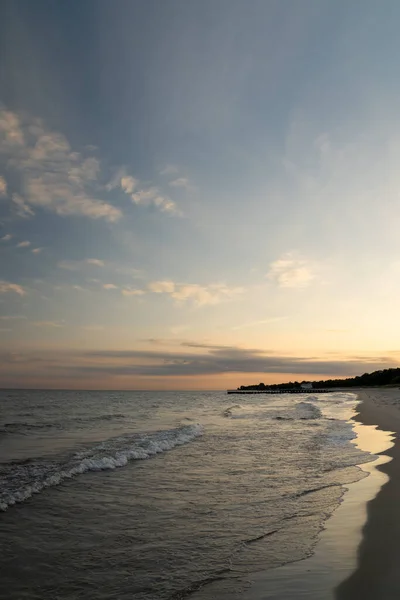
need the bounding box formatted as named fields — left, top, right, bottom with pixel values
left=160, top=165, right=193, bottom=192
left=1, top=234, right=12, bottom=242
left=267, top=253, right=316, bottom=288
left=58, top=258, right=105, bottom=270
left=110, top=168, right=181, bottom=216
left=0, top=108, right=121, bottom=222
left=0, top=315, right=27, bottom=320
left=12, top=194, right=35, bottom=218
left=148, top=280, right=244, bottom=306
left=33, top=321, right=64, bottom=328
left=148, top=280, right=175, bottom=294
left=0, top=281, right=26, bottom=296
left=85, top=258, right=104, bottom=267
left=16, top=240, right=31, bottom=248
left=31, top=247, right=43, bottom=254
left=159, top=165, right=179, bottom=176
left=232, top=317, right=287, bottom=330
left=168, top=177, right=192, bottom=191
left=131, top=187, right=180, bottom=215
left=103, top=283, right=118, bottom=290
left=0, top=175, right=7, bottom=196
left=121, top=287, right=146, bottom=296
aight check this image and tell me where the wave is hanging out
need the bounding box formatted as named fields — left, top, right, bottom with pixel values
left=222, top=404, right=242, bottom=417
left=222, top=401, right=322, bottom=421
left=323, top=421, right=357, bottom=446
left=0, top=424, right=203, bottom=511
left=274, top=401, right=322, bottom=421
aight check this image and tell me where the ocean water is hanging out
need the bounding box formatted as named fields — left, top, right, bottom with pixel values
left=0, top=390, right=375, bottom=599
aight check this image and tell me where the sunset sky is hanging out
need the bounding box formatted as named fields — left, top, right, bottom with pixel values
left=1, top=0, right=400, bottom=389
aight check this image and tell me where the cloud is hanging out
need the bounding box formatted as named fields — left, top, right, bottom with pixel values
left=120, top=176, right=138, bottom=194
left=25, top=175, right=121, bottom=221
left=121, top=288, right=146, bottom=296
left=0, top=175, right=7, bottom=196
left=1, top=345, right=397, bottom=387
left=68, top=157, right=100, bottom=184
left=115, top=266, right=145, bottom=279
left=85, top=258, right=104, bottom=267
left=160, top=165, right=193, bottom=192
left=82, top=325, right=104, bottom=331
left=232, top=317, right=287, bottom=330
left=131, top=187, right=180, bottom=215
left=105, top=168, right=126, bottom=191
left=67, top=344, right=399, bottom=378
left=160, top=165, right=179, bottom=176
left=1, top=234, right=12, bottom=242
left=103, top=283, right=118, bottom=290
left=58, top=258, right=104, bottom=270
left=0, top=108, right=121, bottom=222
left=168, top=177, right=192, bottom=191
left=0, top=315, right=27, bottom=320
left=33, top=321, right=64, bottom=328
left=16, top=240, right=31, bottom=248
left=0, top=110, right=24, bottom=147
left=31, top=248, right=43, bottom=254
left=173, top=283, right=243, bottom=306
left=112, top=168, right=181, bottom=216
left=148, top=280, right=244, bottom=306
left=267, top=253, right=316, bottom=288
left=12, top=194, right=35, bottom=218
left=148, top=280, right=176, bottom=294
left=0, top=280, right=26, bottom=295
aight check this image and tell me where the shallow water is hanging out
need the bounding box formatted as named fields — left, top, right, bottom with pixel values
left=0, top=390, right=377, bottom=599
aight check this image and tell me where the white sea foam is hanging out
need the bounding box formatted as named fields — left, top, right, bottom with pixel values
left=278, top=401, right=322, bottom=420
left=222, top=401, right=322, bottom=421
left=324, top=421, right=358, bottom=446
left=0, top=424, right=203, bottom=511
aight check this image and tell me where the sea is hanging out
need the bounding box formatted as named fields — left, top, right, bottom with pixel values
left=0, top=389, right=379, bottom=599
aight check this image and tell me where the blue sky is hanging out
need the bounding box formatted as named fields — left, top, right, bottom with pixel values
left=1, top=0, right=400, bottom=389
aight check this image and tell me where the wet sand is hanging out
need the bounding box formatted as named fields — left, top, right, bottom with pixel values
left=335, top=388, right=400, bottom=600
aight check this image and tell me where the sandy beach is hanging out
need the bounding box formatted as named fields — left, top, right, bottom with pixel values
left=335, top=388, right=400, bottom=599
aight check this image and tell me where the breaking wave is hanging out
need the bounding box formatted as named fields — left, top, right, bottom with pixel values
left=274, top=401, right=322, bottom=421
left=223, top=401, right=322, bottom=421
left=222, top=404, right=242, bottom=417
left=0, top=424, right=203, bottom=511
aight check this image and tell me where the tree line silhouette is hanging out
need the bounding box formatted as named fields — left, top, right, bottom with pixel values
left=238, top=367, right=400, bottom=391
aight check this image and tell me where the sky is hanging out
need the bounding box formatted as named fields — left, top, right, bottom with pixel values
left=1, top=0, right=400, bottom=390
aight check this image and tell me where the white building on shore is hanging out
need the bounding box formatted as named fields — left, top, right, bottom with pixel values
left=300, top=382, right=313, bottom=390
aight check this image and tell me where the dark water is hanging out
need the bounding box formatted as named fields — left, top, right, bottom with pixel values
left=0, top=390, right=374, bottom=599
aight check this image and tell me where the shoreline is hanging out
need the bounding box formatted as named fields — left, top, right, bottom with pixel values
left=335, top=388, right=400, bottom=599
left=190, top=388, right=397, bottom=599
left=240, top=388, right=395, bottom=599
